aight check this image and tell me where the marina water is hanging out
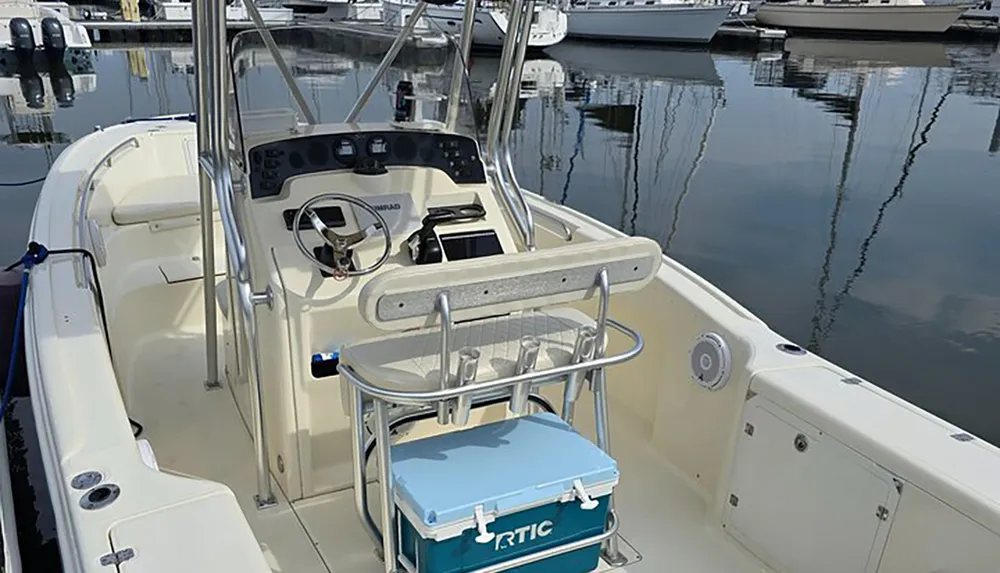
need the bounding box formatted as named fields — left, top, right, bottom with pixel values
left=1, top=37, right=999, bottom=567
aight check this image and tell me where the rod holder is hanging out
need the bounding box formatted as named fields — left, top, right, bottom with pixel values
left=451, top=347, right=481, bottom=426
left=562, top=326, right=598, bottom=424
left=509, top=336, right=540, bottom=415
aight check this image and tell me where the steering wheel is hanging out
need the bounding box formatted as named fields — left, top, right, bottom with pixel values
left=292, top=193, right=392, bottom=278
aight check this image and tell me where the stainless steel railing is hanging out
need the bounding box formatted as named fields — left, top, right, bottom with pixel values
left=198, top=152, right=277, bottom=509
left=75, top=136, right=140, bottom=286
left=343, top=267, right=635, bottom=572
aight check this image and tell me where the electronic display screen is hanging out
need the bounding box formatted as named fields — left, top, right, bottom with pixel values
left=439, top=230, right=504, bottom=261
left=282, top=206, right=346, bottom=231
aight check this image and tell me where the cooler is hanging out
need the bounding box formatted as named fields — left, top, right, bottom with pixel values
left=391, top=412, right=619, bottom=573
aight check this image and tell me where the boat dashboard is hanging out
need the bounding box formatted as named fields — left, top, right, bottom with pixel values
left=238, top=126, right=519, bottom=305
left=247, top=130, right=487, bottom=199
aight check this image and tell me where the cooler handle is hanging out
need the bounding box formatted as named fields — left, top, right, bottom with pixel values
left=473, top=505, right=496, bottom=544
left=572, top=479, right=599, bottom=510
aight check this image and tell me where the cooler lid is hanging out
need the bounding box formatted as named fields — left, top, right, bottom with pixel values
left=391, top=412, right=618, bottom=529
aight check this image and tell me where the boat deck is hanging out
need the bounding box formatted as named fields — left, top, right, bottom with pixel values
left=128, top=334, right=766, bottom=572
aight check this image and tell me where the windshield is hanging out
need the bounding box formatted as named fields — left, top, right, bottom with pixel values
left=229, top=25, right=499, bottom=156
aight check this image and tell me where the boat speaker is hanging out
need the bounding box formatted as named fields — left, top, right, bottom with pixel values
left=690, top=332, right=731, bottom=391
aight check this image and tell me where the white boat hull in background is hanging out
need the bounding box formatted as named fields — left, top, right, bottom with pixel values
left=161, top=1, right=294, bottom=23
left=754, top=3, right=972, bottom=33
left=382, top=0, right=568, bottom=47
left=566, top=4, right=731, bottom=43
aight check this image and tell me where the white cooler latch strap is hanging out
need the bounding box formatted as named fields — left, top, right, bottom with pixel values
left=473, top=505, right=496, bottom=544
left=572, top=479, right=599, bottom=510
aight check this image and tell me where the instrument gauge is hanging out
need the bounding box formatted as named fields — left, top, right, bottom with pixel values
left=367, top=135, right=390, bottom=158
left=332, top=138, right=357, bottom=164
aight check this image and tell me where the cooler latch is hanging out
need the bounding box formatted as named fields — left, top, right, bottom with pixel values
left=572, top=479, right=599, bottom=510
left=473, top=504, right=496, bottom=544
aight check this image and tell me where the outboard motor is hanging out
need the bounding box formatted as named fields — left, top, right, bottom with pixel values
left=40, top=18, right=67, bottom=67
left=8, top=18, right=36, bottom=75
left=49, top=66, right=75, bottom=107
left=19, top=74, right=45, bottom=110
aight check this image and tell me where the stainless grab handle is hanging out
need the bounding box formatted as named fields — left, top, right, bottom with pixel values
left=198, top=152, right=248, bottom=280
left=75, top=136, right=140, bottom=285
left=197, top=150, right=276, bottom=508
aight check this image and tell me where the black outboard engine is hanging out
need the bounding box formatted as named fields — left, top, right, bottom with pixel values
left=40, top=18, right=67, bottom=67
left=19, top=74, right=45, bottom=110
left=49, top=67, right=75, bottom=107
left=394, top=80, right=415, bottom=123
left=9, top=18, right=36, bottom=74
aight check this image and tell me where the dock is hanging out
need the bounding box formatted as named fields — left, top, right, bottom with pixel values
left=716, top=22, right=787, bottom=48
left=81, top=19, right=450, bottom=51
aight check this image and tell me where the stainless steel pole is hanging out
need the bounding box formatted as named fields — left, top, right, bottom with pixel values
left=194, top=0, right=220, bottom=390
left=350, top=387, right=383, bottom=550
left=499, top=0, right=536, bottom=250
left=591, top=268, right=626, bottom=566
left=374, top=400, right=398, bottom=573
left=242, top=0, right=316, bottom=124
left=444, top=0, right=477, bottom=129
left=345, top=1, right=429, bottom=123
left=484, top=0, right=525, bottom=158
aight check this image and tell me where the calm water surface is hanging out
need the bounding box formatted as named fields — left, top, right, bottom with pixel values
left=1, top=41, right=999, bottom=556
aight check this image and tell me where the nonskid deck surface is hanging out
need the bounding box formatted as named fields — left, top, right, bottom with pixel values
left=129, top=335, right=764, bottom=573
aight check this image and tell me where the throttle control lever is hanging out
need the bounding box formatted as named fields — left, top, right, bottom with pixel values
left=405, top=203, right=486, bottom=265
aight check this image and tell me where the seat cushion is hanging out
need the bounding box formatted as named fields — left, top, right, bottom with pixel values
left=339, top=308, right=596, bottom=392
left=112, top=174, right=217, bottom=225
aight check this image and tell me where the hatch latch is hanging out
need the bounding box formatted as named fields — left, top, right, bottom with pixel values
left=100, top=547, right=136, bottom=567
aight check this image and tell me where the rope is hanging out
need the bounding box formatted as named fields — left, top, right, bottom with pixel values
left=0, top=176, right=46, bottom=188
left=3, top=243, right=143, bottom=437
left=1, top=243, right=49, bottom=422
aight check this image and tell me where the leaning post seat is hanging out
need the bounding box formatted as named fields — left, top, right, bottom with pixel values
left=338, top=236, right=662, bottom=573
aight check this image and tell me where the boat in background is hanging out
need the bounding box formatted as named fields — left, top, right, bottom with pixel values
left=1, top=0, right=91, bottom=73
left=754, top=0, right=979, bottom=33
left=160, top=0, right=294, bottom=23
left=382, top=0, right=568, bottom=47
left=565, top=0, right=732, bottom=43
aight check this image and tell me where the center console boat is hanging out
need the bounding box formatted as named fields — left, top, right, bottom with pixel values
left=9, top=0, right=1000, bottom=572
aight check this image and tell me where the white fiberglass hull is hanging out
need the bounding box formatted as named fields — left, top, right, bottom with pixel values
left=382, top=0, right=568, bottom=47
left=754, top=3, right=973, bottom=33
left=161, top=1, right=294, bottom=23
left=566, top=4, right=731, bottom=43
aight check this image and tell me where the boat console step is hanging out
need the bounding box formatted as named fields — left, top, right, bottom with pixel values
left=392, top=412, right=618, bottom=573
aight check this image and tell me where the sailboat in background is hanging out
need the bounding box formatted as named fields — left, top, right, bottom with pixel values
left=755, top=0, right=980, bottom=34
left=564, top=0, right=731, bottom=43
left=381, top=0, right=568, bottom=47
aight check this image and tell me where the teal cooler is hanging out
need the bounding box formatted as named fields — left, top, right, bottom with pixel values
left=391, top=412, right=618, bottom=573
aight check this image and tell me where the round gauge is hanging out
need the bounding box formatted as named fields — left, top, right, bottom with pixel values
left=367, top=135, right=391, bottom=158
left=332, top=138, right=357, bottom=164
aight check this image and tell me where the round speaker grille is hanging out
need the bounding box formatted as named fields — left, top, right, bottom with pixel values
left=690, top=332, right=731, bottom=391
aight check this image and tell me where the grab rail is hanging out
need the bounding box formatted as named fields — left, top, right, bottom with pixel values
left=198, top=152, right=276, bottom=509
left=74, top=136, right=140, bottom=285
left=339, top=319, right=642, bottom=406
left=532, top=207, right=574, bottom=242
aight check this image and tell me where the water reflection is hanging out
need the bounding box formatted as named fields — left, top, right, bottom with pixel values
left=0, top=37, right=998, bottom=468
